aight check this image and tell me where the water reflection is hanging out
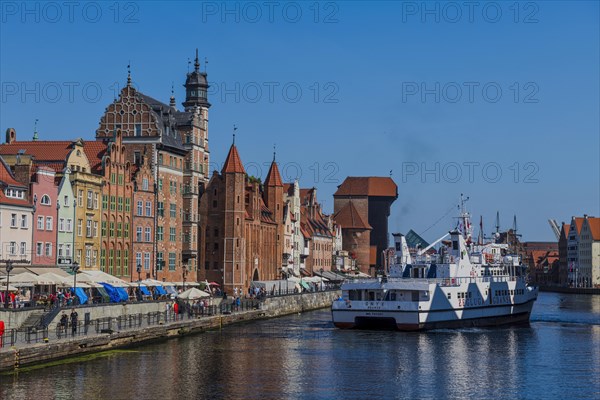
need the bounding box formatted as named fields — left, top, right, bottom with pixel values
left=1, top=293, right=599, bottom=400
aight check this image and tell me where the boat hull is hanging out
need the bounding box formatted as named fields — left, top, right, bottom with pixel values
left=332, top=299, right=535, bottom=331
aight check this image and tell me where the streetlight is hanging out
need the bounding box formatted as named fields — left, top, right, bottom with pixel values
left=137, top=264, right=142, bottom=301
left=182, top=265, right=187, bottom=292
left=320, top=267, right=324, bottom=291
left=4, top=260, right=14, bottom=308
left=71, top=261, right=79, bottom=305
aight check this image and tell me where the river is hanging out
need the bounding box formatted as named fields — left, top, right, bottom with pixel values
left=1, top=292, right=599, bottom=400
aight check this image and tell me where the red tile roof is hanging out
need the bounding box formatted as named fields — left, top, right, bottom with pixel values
left=264, top=160, right=283, bottom=187
left=222, top=144, right=245, bottom=174
left=572, top=217, right=585, bottom=234
left=0, top=157, right=26, bottom=187
left=283, top=183, right=294, bottom=196
left=83, top=141, right=107, bottom=175
left=0, top=140, right=73, bottom=161
left=334, top=177, right=397, bottom=197
left=333, top=201, right=372, bottom=230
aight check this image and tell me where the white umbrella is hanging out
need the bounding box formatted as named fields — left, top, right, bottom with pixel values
left=177, top=287, right=211, bottom=300
left=0, top=283, right=18, bottom=291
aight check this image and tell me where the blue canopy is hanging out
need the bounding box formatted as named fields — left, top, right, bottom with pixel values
left=140, top=285, right=151, bottom=296
left=154, top=286, right=167, bottom=295
left=116, top=287, right=129, bottom=302
left=73, top=287, right=88, bottom=305
left=100, top=283, right=121, bottom=303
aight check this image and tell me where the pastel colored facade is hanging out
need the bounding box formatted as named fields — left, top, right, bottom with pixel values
left=31, top=166, right=58, bottom=266
left=68, top=141, right=103, bottom=270
left=0, top=157, right=33, bottom=263
left=567, top=217, right=584, bottom=286
left=131, top=154, right=155, bottom=281
left=299, top=188, right=335, bottom=275
left=56, top=169, right=75, bottom=266
left=578, top=216, right=600, bottom=288
left=96, top=54, right=209, bottom=283
left=283, top=181, right=302, bottom=276
left=333, top=177, right=398, bottom=275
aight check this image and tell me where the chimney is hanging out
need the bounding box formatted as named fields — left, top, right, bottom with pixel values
left=5, top=128, right=16, bottom=144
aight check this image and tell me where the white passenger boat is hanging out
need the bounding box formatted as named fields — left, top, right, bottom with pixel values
left=331, top=197, right=538, bottom=331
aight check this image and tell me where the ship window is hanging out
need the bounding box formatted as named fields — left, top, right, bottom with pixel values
left=447, top=292, right=451, bottom=300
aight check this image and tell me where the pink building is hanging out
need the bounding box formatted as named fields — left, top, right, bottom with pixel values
left=31, top=166, right=59, bottom=266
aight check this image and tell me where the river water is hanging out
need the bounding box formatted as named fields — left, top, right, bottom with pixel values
left=1, top=292, right=599, bottom=400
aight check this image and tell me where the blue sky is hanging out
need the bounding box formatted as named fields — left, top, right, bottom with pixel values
left=1, top=1, right=598, bottom=242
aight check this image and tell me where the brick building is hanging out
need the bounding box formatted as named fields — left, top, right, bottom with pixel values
left=95, top=52, right=210, bottom=282
left=299, top=188, right=335, bottom=275
left=198, top=144, right=283, bottom=294
left=333, top=177, right=397, bottom=275
left=131, top=152, right=155, bottom=281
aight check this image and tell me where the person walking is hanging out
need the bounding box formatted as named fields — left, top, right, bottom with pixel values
left=60, top=312, right=68, bottom=337
left=70, top=309, right=78, bottom=337
left=173, top=301, right=179, bottom=321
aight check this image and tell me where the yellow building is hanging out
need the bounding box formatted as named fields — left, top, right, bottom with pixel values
left=66, top=139, right=103, bottom=271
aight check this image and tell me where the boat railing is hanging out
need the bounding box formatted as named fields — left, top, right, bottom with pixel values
left=344, top=275, right=525, bottom=287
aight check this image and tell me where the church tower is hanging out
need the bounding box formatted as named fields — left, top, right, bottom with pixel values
left=264, top=155, right=284, bottom=278
left=182, top=49, right=211, bottom=111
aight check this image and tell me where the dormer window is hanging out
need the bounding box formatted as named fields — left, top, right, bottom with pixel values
left=5, top=188, right=24, bottom=199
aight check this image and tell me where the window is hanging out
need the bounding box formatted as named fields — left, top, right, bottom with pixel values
left=87, top=190, right=93, bottom=208
left=9, top=242, right=16, bottom=255
left=102, top=195, right=108, bottom=210
left=170, top=204, right=176, bottom=218
left=20, top=242, right=26, bottom=255
left=170, top=227, right=176, bottom=242
left=157, top=226, right=163, bottom=241
left=40, top=195, right=51, bottom=205
left=134, top=151, right=141, bottom=165
left=101, top=249, right=106, bottom=270
left=21, top=214, right=27, bottom=228
left=45, top=242, right=52, bottom=257
left=110, top=196, right=116, bottom=211
left=86, top=246, right=92, bottom=267
left=158, top=178, right=163, bottom=191
left=124, top=223, right=129, bottom=238
left=77, top=219, right=82, bottom=236
left=38, top=216, right=44, bottom=230
left=46, top=216, right=53, bottom=231
left=136, top=252, right=142, bottom=269
left=137, top=201, right=143, bottom=216
left=117, top=222, right=122, bottom=237
left=118, top=197, right=123, bottom=212
left=86, top=219, right=92, bottom=237
left=144, top=253, right=150, bottom=270
left=169, top=253, right=176, bottom=271
left=64, top=195, right=69, bottom=206
left=145, top=227, right=151, bottom=242
left=109, top=249, right=114, bottom=274
left=66, top=219, right=72, bottom=232
left=125, top=198, right=130, bottom=212
left=101, top=221, right=107, bottom=237
left=142, top=178, right=149, bottom=191
left=145, top=201, right=151, bottom=216
left=157, top=202, right=164, bottom=217
left=93, top=250, right=98, bottom=267
left=10, top=214, right=17, bottom=227
left=36, top=242, right=43, bottom=256
left=136, top=227, right=143, bottom=242
left=93, top=221, right=98, bottom=237
left=65, top=244, right=71, bottom=257
left=59, top=218, right=65, bottom=232
left=110, top=173, right=116, bottom=184
left=58, top=244, right=63, bottom=257
left=118, top=174, right=124, bottom=185
left=135, top=124, right=142, bottom=136
left=78, top=190, right=84, bottom=207
left=109, top=222, right=115, bottom=237
left=93, top=193, right=99, bottom=209
left=157, top=252, right=164, bottom=271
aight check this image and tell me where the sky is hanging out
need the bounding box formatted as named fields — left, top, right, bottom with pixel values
left=1, top=1, right=599, bottom=243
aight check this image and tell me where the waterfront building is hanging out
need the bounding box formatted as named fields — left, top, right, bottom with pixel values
left=86, top=131, right=134, bottom=281
left=567, top=217, right=585, bottom=286
left=0, top=157, right=33, bottom=263
left=198, top=143, right=283, bottom=294
left=30, top=166, right=58, bottom=266
left=299, top=188, right=335, bottom=275
left=131, top=152, right=155, bottom=281
left=578, top=216, right=600, bottom=288
left=284, top=181, right=302, bottom=275
left=333, top=177, right=398, bottom=275
left=56, top=169, right=75, bottom=267
left=96, top=53, right=209, bottom=283
left=558, top=223, right=570, bottom=286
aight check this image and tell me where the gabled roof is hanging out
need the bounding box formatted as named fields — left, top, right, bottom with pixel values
left=560, top=223, right=570, bottom=239
left=334, top=176, right=397, bottom=197
left=222, top=144, right=245, bottom=174
left=571, top=217, right=585, bottom=235
left=333, top=201, right=371, bottom=230
left=264, top=160, right=283, bottom=187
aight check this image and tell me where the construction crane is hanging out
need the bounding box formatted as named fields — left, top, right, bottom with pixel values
left=548, top=219, right=561, bottom=240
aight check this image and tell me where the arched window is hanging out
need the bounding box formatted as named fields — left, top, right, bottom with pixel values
left=40, top=195, right=51, bottom=205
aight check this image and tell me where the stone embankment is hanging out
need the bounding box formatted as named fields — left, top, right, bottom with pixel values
left=0, top=290, right=340, bottom=372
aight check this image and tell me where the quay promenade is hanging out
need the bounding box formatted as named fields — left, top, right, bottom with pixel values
left=0, top=290, right=340, bottom=372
